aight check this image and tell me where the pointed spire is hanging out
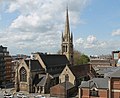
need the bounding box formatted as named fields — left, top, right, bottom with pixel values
left=61, top=6, right=74, bottom=65
left=64, top=6, right=70, bottom=38
left=71, top=32, right=73, bottom=42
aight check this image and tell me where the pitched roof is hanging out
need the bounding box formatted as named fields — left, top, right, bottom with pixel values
left=79, top=78, right=108, bottom=89
left=69, top=64, right=90, bottom=78
left=52, top=81, right=75, bottom=90
left=95, top=66, right=114, bottom=75
left=106, top=66, right=120, bottom=78
left=39, top=53, right=70, bottom=68
left=25, top=59, right=44, bottom=71
left=60, top=81, right=75, bottom=90
left=37, top=75, right=47, bottom=86
left=33, top=74, right=47, bottom=86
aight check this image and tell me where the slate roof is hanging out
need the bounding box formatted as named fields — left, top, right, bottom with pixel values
left=37, top=75, right=47, bottom=86
left=25, top=60, right=44, bottom=71
left=61, top=82, right=75, bottom=90
left=94, top=66, right=114, bottom=75
left=33, top=74, right=47, bottom=86
left=39, top=53, right=70, bottom=68
left=53, top=81, right=75, bottom=90
left=79, top=78, right=108, bottom=89
left=69, top=64, right=90, bottom=78
left=106, top=66, right=120, bottom=78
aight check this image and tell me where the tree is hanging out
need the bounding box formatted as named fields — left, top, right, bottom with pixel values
left=57, top=50, right=90, bottom=65
left=73, top=50, right=82, bottom=65
left=78, top=54, right=90, bottom=65
left=73, top=50, right=90, bottom=65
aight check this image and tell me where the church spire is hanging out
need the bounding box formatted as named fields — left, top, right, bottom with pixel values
left=61, top=7, right=74, bottom=65
left=64, top=7, right=70, bottom=39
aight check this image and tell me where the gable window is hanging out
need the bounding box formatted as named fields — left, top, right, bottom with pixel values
left=20, top=67, right=27, bottom=82
left=90, top=89, right=99, bottom=97
left=65, top=74, right=69, bottom=82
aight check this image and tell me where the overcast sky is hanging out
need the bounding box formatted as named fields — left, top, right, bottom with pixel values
left=0, top=0, right=120, bottom=56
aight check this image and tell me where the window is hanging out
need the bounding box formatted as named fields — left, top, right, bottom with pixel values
left=65, top=74, right=69, bottom=82
left=90, top=89, right=99, bottom=97
left=20, top=67, right=27, bottom=82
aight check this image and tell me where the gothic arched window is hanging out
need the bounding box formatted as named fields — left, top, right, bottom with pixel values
left=20, top=67, right=27, bottom=82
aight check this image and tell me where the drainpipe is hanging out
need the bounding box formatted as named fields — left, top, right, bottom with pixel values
left=108, top=77, right=111, bottom=98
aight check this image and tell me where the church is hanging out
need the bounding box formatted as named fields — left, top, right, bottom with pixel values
left=15, top=8, right=74, bottom=94
left=61, top=8, right=74, bottom=65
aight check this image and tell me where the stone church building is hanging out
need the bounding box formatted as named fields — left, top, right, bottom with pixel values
left=15, top=8, right=74, bottom=94
left=61, top=8, right=74, bottom=65
left=15, top=53, right=70, bottom=93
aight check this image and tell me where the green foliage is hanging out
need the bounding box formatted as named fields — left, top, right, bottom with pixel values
left=74, top=50, right=90, bottom=65
left=57, top=49, right=90, bottom=65
left=73, top=50, right=81, bottom=65
left=79, top=54, right=90, bottom=64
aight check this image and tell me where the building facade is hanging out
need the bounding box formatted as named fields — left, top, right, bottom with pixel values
left=79, top=67, right=120, bottom=98
left=59, top=64, right=93, bottom=86
left=0, top=45, right=13, bottom=86
left=61, top=8, right=74, bottom=65
left=79, top=78, right=109, bottom=98
left=15, top=52, right=69, bottom=93
left=15, top=59, right=47, bottom=93
left=108, top=68, right=120, bottom=98
left=50, top=81, right=75, bottom=98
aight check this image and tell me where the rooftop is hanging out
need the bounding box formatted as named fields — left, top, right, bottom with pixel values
left=79, top=78, right=108, bottom=89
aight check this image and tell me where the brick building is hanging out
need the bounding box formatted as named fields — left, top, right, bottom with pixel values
left=90, top=59, right=112, bottom=67
left=50, top=64, right=95, bottom=98
left=79, top=78, right=109, bottom=98
left=112, top=50, right=120, bottom=60
left=0, top=45, right=13, bottom=86
left=107, top=67, right=120, bottom=98
left=79, top=67, right=120, bottom=98
left=50, top=81, right=75, bottom=98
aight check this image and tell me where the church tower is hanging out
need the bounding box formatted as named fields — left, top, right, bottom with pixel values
left=61, top=8, right=74, bottom=65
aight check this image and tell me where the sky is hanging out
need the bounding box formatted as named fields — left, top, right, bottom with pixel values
left=0, top=0, right=120, bottom=56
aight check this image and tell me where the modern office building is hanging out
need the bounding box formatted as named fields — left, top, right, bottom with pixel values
left=0, top=45, right=13, bottom=86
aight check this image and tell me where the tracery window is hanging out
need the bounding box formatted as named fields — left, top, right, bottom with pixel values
left=20, top=67, right=27, bottom=82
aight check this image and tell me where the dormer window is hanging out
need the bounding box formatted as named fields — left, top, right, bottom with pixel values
left=90, top=88, right=99, bottom=97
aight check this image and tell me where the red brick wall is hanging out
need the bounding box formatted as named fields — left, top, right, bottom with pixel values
left=98, top=90, right=108, bottom=98
left=50, top=85, right=65, bottom=98
left=111, top=79, right=120, bottom=89
left=81, top=88, right=89, bottom=98
left=81, top=88, right=108, bottom=98
left=111, top=78, right=120, bottom=98
left=112, top=92, right=120, bottom=98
